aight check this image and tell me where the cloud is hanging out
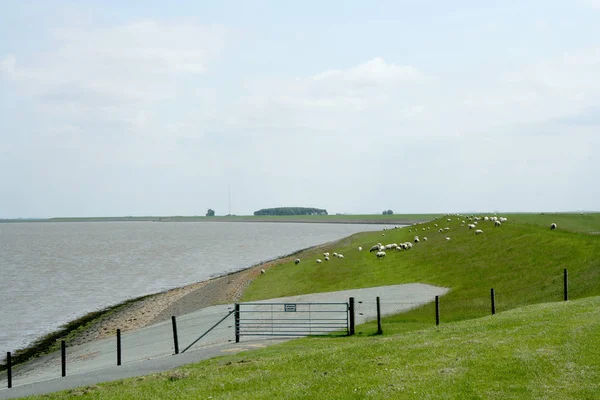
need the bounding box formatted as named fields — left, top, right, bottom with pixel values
left=2, top=18, right=229, bottom=113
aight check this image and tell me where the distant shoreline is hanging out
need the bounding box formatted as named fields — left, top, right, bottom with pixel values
left=0, top=215, right=433, bottom=225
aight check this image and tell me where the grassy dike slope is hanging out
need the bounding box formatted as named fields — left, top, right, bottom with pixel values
left=242, top=213, right=600, bottom=327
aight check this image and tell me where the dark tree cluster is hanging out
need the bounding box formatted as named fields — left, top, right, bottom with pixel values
left=382, top=209, right=394, bottom=215
left=254, top=207, right=328, bottom=216
left=206, top=209, right=215, bottom=217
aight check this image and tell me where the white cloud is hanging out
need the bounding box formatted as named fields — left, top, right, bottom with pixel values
left=2, top=18, right=229, bottom=111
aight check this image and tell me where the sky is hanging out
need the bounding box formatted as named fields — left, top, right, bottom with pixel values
left=1, top=1, right=599, bottom=218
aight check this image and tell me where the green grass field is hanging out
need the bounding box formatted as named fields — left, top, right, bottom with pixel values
left=243, top=213, right=600, bottom=334
left=23, top=296, right=600, bottom=399
left=15, top=212, right=600, bottom=399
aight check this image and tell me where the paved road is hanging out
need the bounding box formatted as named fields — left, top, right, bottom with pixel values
left=0, top=283, right=447, bottom=399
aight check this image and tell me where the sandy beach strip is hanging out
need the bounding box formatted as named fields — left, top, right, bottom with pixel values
left=67, top=256, right=291, bottom=347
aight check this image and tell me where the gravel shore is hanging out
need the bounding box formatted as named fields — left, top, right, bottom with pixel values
left=68, top=256, right=288, bottom=347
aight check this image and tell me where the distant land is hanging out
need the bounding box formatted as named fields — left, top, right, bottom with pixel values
left=1, top=212, right=595, bottom=225
left=0, top=214, right=440, bottom=225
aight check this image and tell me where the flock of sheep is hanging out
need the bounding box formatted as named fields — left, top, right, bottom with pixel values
left=283, top=215, right=559, bottom=267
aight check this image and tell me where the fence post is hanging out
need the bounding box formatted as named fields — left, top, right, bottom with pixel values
left=171, top=316, right=179, bottom=355
left=6, top=352, right=11, bottom=389
left=564, top=269, right=568, bottom=301
left=234, top=303, right=240, bottom=343
left=491, top=288, right=496, bottom=315
left=376, top=296, right=383, bottom=335
left=349, top=297, right=355, bottom=336
left=61, top=340, right=66, bottom=377
left=117, top=329, right=122, bottom=366
left=435, top=296, right=440, bottom=326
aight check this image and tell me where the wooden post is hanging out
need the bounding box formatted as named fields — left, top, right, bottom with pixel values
left=491, top=288, right=496, bottom=315
left=6, top=352, right=11, bottom=389
left=61, top=340, right=66, bottom=377
left=435, top=296, right=440, bottom=326
left=234, top=304, right=240, bottom=343
left=349, top=297, right=355, bottom=336
left=564, top=269, right=568, bottom=301
left=117, top=329, right=122, bottom=366
left=376, top=297, right=383, bottom=335
left=171, top=316, right=179, bottom=355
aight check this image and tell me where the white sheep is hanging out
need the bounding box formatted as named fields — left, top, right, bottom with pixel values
left=333, top=252, right=338, bottom=257
left=325, top=256, right=330, bottom=261
left=316, top=259, right=322, bottom=263
left=260, top=269, right=266, bottom=274
left=423, top=237, right=428, bottom=241
left=494, top=220, right=501, bottom=227
left=338, top=254, right=344, bottom=259
left=358, top=246, right=363, bottom=251
left=551, top=223, right=557, bottom=230
left=324, top=252, right=330, bottom=257
left=414, top=236, right=420, bottom=243
left=468, top=224, right=476, bottom=229
left=369, top=244, right=380, bottom=252
left=445, top=237, right=451, bottom=241
left=376, top=251, right=386, bottom=258
left=475, top=229, right=483, bottom=235
left=294, top=258, right=300, bottom=265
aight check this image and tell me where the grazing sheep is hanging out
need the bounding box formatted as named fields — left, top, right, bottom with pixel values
left=551, top=223, right=557, bottom=230
left=369, top=244, right=380, bottom=252
left=294, top=258, right=300, bottom=265
left=358, top=246, right=363, bottom=251
left=484, top=216, right=489, bottom=221
left=324, top=252, right=330, bottom=257
left=423, top=237, right=428, bottom=241
left=468, top=224, right=476, bottom=229
left=414, top=236, right=420, bottom=243
left=444, top=227, right=450, bottom=231
left=434, top=224, right=438, bottom=227
left=338, top=254, right=344, bottom=259
left=333, top=252, right=338, bottom=257
left=445, top=237, right=451, bottom=241
left=316, top=259, right=322, bottom=263
left=260, top=269, right=266, bottom=274
left=475, top=229, right=483, bottom=235
left=376, top=251, right=386, bottom=258
left=494, top=220, right=501, bottom=227
left=325, top=256, right=330, bottom=261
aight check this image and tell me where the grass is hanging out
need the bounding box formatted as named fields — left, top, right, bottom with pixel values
left=20, top=296, right=600, bottom=399
left=242, top=212, right=600, bottom=334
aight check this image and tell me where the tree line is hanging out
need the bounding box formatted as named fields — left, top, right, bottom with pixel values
left=254, top=207, right=328, bottom=216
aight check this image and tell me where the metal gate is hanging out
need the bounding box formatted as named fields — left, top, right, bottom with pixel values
left=235, top=302, right=350, bottom=341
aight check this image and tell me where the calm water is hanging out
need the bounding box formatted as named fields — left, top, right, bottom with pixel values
left=0, top=221, right=390, bottom=354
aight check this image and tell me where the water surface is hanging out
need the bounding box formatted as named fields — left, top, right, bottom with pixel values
left=0, top=221, right=391, bottom=353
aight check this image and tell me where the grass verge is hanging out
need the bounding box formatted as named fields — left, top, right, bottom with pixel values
left=20, top=296, right=600, bottom=399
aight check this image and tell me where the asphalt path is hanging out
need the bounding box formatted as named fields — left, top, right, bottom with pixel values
left=0, top=283, right=448, bottom=399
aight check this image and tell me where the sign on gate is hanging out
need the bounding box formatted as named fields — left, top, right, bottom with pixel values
left=284, top=304, right=297, bottom=312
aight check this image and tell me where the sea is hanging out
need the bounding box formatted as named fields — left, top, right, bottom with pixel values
left=0, top=221, right=390, bottom=355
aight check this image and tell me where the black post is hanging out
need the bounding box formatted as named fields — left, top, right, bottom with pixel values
left=435, top=296, right=440, bottom=326
left=61, top=340, right=66, bottom=377
left=349, top=297, right=355, bottom=336
left=117, top=329, right=122, bottom=366
left=171, top=316, right=179, bottom=355
left=376, top=296, right=383, bottom=335
left=6, top=352, right=11, bottom=389
left=491, top=288, right=496, bottom=315
left=564, top=269, right=568, bottom=301
left=234, top=303, right=240, bottom=343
